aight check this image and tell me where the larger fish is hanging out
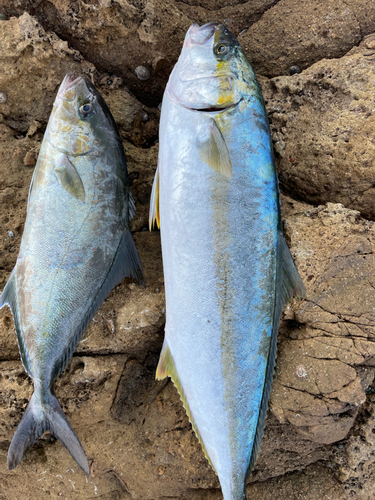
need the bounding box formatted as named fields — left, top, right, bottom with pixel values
left=149, top=23, right=306, bottom=500
left=0, top=74, right=145, bottom=474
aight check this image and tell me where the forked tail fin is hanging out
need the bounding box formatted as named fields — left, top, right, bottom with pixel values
left=7, top=389, right=90, bottom=475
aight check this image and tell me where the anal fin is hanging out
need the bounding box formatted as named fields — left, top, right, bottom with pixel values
left=156, top=340, right=216, bottom=472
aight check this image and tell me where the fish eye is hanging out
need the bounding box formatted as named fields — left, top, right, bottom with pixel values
left=215, top=43, right=231, bottom=56
left=79, top=103, right=93, bottom=115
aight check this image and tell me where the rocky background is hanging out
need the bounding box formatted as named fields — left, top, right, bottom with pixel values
left=0, top=1, right=375, bottom=499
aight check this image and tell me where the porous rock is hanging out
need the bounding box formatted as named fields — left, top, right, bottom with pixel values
left=3, top=0, right=375, bottom=106
left=0, top=12, right=156, bottom=145
left=262, top=33, right=375, bottom=220
left=242, top=0, right=375, bottom=77
left=0, top=12, right=94, bottom=132
left=0, top=0, right=279, bottom=107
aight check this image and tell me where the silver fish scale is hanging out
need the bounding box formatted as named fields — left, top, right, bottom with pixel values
left=158, top=93, right=278, bottom=500
left=15, top=143, right=126, bottom=383
left=0, top=74, right=144, bottom=475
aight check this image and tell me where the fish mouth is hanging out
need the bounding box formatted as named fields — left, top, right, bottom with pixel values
left=187, top=22, right=220, bottom=46
left=58, top=73, right=85, bottom=99
left=167, top=79, right=241, bottom=113
left=186, top=100, right=241, bottom=114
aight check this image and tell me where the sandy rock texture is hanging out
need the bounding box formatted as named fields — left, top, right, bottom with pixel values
left=262, top=33, right=375, bottom=220
left=242, top=0, right=375, bottom=77
left=0, top=12, right=94, bottom=132
left=0, top=2, right=375, bottom=499
left=0, top=0, right=278, bottom=107
left=3, top=0, right=375, bottom=107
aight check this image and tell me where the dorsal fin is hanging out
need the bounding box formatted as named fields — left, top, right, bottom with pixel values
left=0, top=271, right=33, bottom=376
left=149, top=164, right=160, bottom=230
left=197, top=118, right=232, bottom=178
left=247, top=232, right=306, bottom=477
left=156, top=341, right=216, bottom=471
left=52, top=229, right=145, bottom=380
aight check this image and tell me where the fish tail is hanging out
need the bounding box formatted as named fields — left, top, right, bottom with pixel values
left=7, top=388, right=90, bottom=475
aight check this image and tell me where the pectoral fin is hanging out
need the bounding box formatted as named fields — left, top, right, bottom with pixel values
left=54, top=155, right=85, bottom=203
left=149, top=163, right=160, bottom=230
left=197, top=118, right=232, bottom=178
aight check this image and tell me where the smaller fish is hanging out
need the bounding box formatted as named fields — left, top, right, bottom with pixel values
left=0, top=74, right=145, bottom=474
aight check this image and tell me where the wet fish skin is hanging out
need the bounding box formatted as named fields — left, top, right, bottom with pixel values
left=0, top=73, right=145, bottom=474
left=150, top=23, right=305, bottom=500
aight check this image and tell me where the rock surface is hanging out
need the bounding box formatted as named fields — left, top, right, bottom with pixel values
left=0, top=0, right=278, bottom=107
left=0, top=3, right=375, bottom=500
left=262, top=33, right=375, bottom=220
left=242, top=0, right=375, bottom=77
left=4, top=0, right=375, bottom=107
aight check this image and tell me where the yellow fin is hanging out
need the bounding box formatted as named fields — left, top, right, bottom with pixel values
left=197, top=118, right=232, bottom=178
left=156, top=341, right=216, bottom=472
left=54, top=155, right=85, bottom=203
left=149, top=163, right=160, bottom=230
